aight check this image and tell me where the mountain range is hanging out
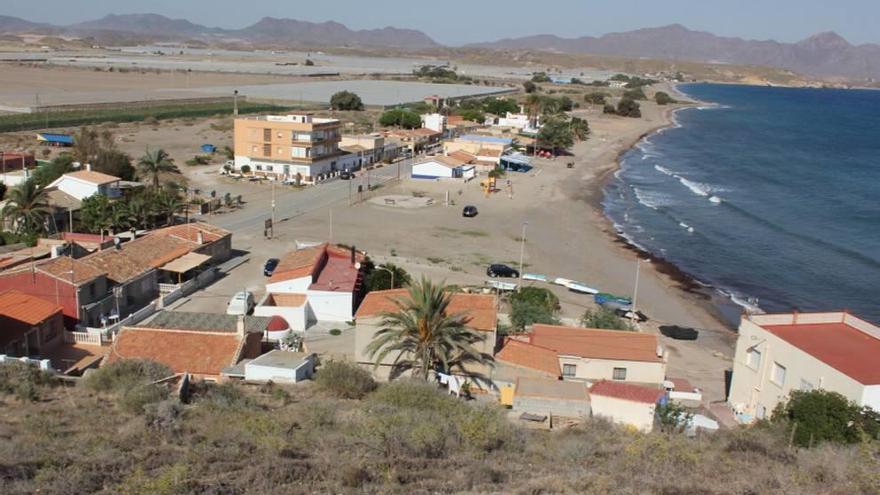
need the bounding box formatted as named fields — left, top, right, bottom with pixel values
left=2, top=14, right=880, bottom=80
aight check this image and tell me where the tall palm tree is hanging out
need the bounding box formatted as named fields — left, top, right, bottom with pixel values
left=137, top=148, right=180, bottom=190
left=126, top=194, right=150, bottom=229
left=1, top=179, right=49, bottom=235
left=366, top=278, right=493, bottom=380
left=155, top=191, right=183, bottom=226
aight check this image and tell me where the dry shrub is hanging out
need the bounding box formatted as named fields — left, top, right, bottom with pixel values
left=0, top=362, right=55, bottom=402
left=315, top=361, right=376, bottom=399
left=81, top=359, right=172, bottom=393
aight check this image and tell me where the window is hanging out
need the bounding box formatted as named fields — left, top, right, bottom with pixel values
left=562, top=364, right=576, bottom=377
left=747, top=348, right=762, bottom=369
left=771, top=362, right=786, bottom=386
left=262, top=144, right=271, bottom=157
left=263, top=128, right=272, bottom=141
left=613, top=367, right=627, bottom=381
left=292, top=147, right=306, bottom=158
left=265, top=165, right=273, bottom=172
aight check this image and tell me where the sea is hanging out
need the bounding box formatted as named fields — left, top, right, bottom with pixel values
left=603, top=83, right=880, bottom=325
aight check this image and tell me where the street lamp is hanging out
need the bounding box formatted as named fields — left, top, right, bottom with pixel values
left=376, top=266, right=395, bottom=289
left=518, top=221, right=528, bottom=287
left=631, top=257, right=651, bottom=327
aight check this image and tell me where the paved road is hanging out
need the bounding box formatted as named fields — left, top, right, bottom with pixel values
left=206, top=157, right=414, bottom=234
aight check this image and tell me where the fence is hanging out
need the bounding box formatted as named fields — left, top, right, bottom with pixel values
left=63, top=331, right=102, bottom=346
left=0, top=355, right=53, bottom=371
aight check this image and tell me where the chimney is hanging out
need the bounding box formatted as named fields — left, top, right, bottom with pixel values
left=350, top=245, right=356, bottom=266
left=236, top=315, right=245, bottom=337
left=85, top=163, right=91, bottom=172
left=196, top=231, right=204, bottom=245
left=113, top=237, right=121, bottom=250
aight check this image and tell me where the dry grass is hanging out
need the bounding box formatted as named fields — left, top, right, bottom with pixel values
left=0, top=373, right=877, bottom=494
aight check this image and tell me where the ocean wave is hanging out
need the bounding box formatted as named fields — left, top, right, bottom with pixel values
left=678, top=222, right=695, bottom=233
left=709, top=195, right=723, bottom=204
left=678, top=177, right=711, bottom=197
left=654, top=164, right=675, bottom=176
left=633, top=187, right=662, bottom=210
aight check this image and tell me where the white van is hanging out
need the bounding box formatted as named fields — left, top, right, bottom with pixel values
left=226, top=291, right=255, bottom=315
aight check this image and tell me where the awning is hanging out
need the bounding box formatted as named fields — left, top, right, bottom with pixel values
left=159, top=252, right=211, bottom=273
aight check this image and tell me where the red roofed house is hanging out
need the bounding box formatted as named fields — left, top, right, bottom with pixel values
left=106, top=311, right=268, bottom=380
left=260, top=243, right=366, bottom=327
left=525, top=324, right=667, bottom=385
left=354, top=288, right=498, bottom=380
left=0, top=290, right=64, bottom=357
left=590, top=380, right=666, bottom=432
left=493, top=338, right=561, bottom=387
left=728, top=312, right=880, bottom=421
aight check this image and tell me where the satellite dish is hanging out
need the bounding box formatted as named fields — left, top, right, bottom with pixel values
left=355, top=262, right=362, bottom=270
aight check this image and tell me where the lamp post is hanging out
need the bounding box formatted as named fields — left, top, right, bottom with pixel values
left=631, top=257, right=650, bottom=326
left=376, top=266, right=395, bottom=290
left=518, top=221, right=528, bottom=287
left=233, top=90, right=239, bottom=116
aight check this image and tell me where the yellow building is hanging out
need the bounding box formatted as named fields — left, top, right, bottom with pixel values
left=233, top=114, right=344, bottom=184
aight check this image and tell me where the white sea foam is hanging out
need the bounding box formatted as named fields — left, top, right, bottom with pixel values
left=709, top=195, right=723, bottom=204
left=678, top=177, right=711, bottom=197
left=633, top=187, right=661, bottom=210
left=678, top=222, right=695, bottom=233
left=654, top=164, right=675, bottom=176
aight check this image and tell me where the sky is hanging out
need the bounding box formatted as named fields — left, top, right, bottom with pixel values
left=3, top=0, right=880, bottom=46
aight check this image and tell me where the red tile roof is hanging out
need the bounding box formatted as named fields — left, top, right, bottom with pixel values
left=107, top=328, right=245, bottom=376
left=36, top=256, right=106, bottom=285
left=270, top=243, right=364, bottom=292
left=590, top=380, right=665, bottom=404
left=762, top=322, right=880, bottom=385
left=0, top=290, right=62, bottom=325
left=154, top=222, right=230, bottom=244
left=447, top=150, right=477, bottom=163
left=529, top=324, right=663, bottom=363
left=267, top=316, right=290, bottom=332
left=496, top=338, right=560, bottom=376
left=668, top=377, right=696, bottom=391
left=269, top=243, right=328, bottom=283
left=356, top=289, right=497, bottom=332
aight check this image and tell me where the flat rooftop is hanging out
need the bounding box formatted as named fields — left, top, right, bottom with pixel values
left=249, top=350, right=313, bottom=369
left=762, top=321, right=880, bottom=385
left=515, top=377, right=589, bottom=401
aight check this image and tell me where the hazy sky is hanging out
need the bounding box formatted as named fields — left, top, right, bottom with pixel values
left=4, top=0, right=879, bottom=46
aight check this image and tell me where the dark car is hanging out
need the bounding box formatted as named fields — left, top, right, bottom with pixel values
left=659, top=325, right=699, bottom=340
left=263, top=258, right=280, bottom=277
left=487, top=264, right=519, bottom=278
left=462, top=205, right=478, bottom=217
left=340, top=170, right=354, bottom=180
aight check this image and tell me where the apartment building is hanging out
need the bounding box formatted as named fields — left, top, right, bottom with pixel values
left=233, top=114, right=345, bottom=184
left=728, top=312, right=880, bottom=421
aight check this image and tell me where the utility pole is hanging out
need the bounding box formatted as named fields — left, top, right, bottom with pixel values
left=631, top=258, right=649, bottom=327
left=233, top=90, right=239, bottom=116
left=518, top=221, right=528, bottom=288
left=329, top=209, right=333, bottom=242
left=270, top=180, right=276, bottom=239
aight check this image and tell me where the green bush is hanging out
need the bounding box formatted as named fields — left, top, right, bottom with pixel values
left=616, top=98, right=642, bottom=118
left=330, top=91, right=364, bottom=111
left=585, top=92, right=608, bottom=105
left=379, top=108, right=421, bottom=129
left=655, top=91, right=677, bottom=105
left=623, top=88, right=647, bottom=101
left=0, top=362, right=55, bottom=402
left=316, top=361, right=376, bottom=399
left=195, top=381, right=253, bottom=411
left=772, top=389, right=880, bottom=447
left=531, top=72, right=552, bottom=83
left=82, top=359, right=172, bottom=393
left=510, top=287, right=561, bottom=331
left=581, top=307, right=634, bottom=330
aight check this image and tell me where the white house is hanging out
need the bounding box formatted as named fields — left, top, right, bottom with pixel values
left=258, top=243, right=365, bottom=325
left=728, top=312, right=880, bottom=422
left=421, top=113, right=448, bottom=134
left=590, top=380, right=666, bottom=432
left=244, top=350, right=316, bottom=383
left=411, top=156, right=475, bottom=180
left=47, top=169, right=121, bottom=201
left=491, top=110, right=541, bottom=134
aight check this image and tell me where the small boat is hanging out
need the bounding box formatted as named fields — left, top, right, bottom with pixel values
left=552, top=277, right=572, bottom=287
left=566, top=281, right=599, bottom=295
left=594, top=292, right=633, bottom=306
left=486, top=280, right=518, bottom=292
left=523, top=273, right=548, bottom=282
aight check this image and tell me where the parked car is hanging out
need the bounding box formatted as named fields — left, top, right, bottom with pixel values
left=340, top=170, right=354, bottom=180
left=615, top=308, right=649, bottom=323
left=226, top=291, right=255, bottom=315
left=659, top=325, right=699, bottom=340
left=487, top=264, right=519, bottom=278
left=263, top=258, right=280, bottom=276
left=462, top=205, right=478, bottom=217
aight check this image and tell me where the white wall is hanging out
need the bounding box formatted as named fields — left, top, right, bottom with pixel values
left=559, top=355, right=666, bottom=385
left=245, top=356, right=315, bottom=383
left=306, top=291, right=353, bottom=322
left=54, top=177, right=99, bottom=201
left=591, top=395, right=656, bottom=432
left=412, top=161, right=454, bottom=179
left=266, top=276, right=312, bottom=294
left=253, top=304, right=308, bottom=333
left=862, top=386, right=880, bottom=412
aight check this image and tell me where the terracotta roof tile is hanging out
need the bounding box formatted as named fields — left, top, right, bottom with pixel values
left=496, top=339, right=560, bottom=376
left=269, top=243, right=328, bottom=283
left=763, top=322, right=880, bottom=385
left=107, top=328, right=244, bottom=376
left=36, top=256, right=106, bottom=285
left=590, top=380, right=665, bottom=404
left=65, top=170, right=120, bottom=185
left=529, top=324, right=662, bottom=363
left=447, top=150, right=477, bottom=163
left=356, top=289, right=497, bottom=332
left=153, top=222, right=230, bottom=244
left=0, top=290, right=62, bottom=325
left=268, top=293, right=308, bottom=307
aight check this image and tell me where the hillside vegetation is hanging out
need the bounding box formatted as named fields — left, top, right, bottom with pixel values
left=0, top=361, right=877, bottom=494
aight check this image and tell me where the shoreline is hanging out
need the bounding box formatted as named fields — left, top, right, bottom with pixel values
left=581, top=95, right=741, bottom=331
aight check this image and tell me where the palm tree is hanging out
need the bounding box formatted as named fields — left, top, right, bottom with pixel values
left=137, top=148, right=180, bottom=190
left=155, top=191, right=183, bottom=226
left=110, top=202, right=133, bottom=232
left=366, top=278, right=493, bottom=380
left=126, top=195, right=150, bottom=229
left=570, top=117, right=590, bottom=142
left=1, top=179, right=50, bottom=235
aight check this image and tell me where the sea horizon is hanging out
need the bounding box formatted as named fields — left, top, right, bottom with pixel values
left=603, top=83, right=880, bottom=324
